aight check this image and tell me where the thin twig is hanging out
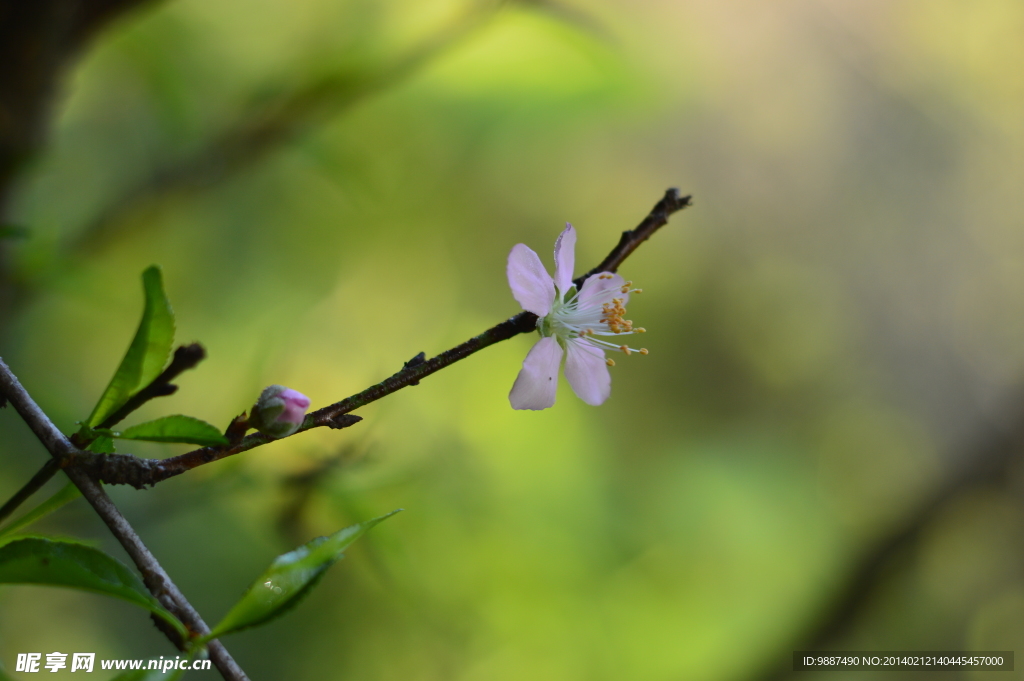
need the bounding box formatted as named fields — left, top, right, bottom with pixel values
left=97, top=343, right=206, bottom=431
left=0, top=457, right=62, bottom=526
left=0, top=357, right=250, bottom=681
left=68, top=343, right=207, bottom=453
left=580, top=190, right=693, bottom=280
left=70, top=189, right=693, bottom=488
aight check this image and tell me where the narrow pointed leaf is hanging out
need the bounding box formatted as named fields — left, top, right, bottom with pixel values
left=208, top=510, right=401, bottom=639
left=0, top=537, right=187, bottom=639
left=86, top=266, right=175, bottom=427
left=0, top=483, right=82, bottom=539
left=117, top=415, right=228, bottom=446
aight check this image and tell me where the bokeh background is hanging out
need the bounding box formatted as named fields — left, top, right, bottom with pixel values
left=2, top=0, right=1024, bottom=679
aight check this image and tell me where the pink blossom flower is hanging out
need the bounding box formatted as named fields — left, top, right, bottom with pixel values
left=507, top=223, right=647, bottom=410
left=250, top=385, right=312, bottom=438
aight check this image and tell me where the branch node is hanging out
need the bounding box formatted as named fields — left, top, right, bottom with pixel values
left=95, top=342, right=208, bottom=432
left=18, top=189, right=691, bottom=489
left=326, top=414, right=362, bottom=430
left=224, top=412, right=250, bottom=444
left=404, top=352, right=426, bottom=385
left=152, top=384, right=178, bottom=398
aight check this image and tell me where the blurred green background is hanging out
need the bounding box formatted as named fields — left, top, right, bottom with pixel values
left=2, top=0, right=1024, bottom=679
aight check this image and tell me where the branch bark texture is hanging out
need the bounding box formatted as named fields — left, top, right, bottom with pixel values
left=73, top=189, right=693, bottom=488
left=0, top=356, right=250, bottom=681
left=0, top=188, right=691, bottom=681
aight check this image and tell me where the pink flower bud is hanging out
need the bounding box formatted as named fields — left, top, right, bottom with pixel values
left=250, top=385, right=311, bottom=438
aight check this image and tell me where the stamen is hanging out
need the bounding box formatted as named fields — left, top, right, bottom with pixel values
left=639, top=348, right=649, bottom=355
left=605, top=358, right=615, bottom=367
left=549, top=275, right=649, bottom=352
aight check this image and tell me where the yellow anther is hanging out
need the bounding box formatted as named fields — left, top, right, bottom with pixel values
left=639, top=348, right=649, bottom=355
left=620, top=345, right=631, bottom=355
left=634, top=289, right=643, bottom=294
left=635, top=327, right=646, bottom=333
left=605, top=358, right=615, bottom=367
left=602, top=296, right=633, bottom=334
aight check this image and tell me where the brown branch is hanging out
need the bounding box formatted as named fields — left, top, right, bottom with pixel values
left=0, top=356, right=250, bottom=681
left=95, top=343, right=205, bottom=432
left=69, top=189, right=693, bottom=488
left=67, top=343, right=206, bottom=453
left=0, top=457, right=62, bottom=526
left=580, top=189, right=693, bottom=281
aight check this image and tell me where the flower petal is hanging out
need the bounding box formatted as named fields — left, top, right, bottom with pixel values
left=508, top=244, right=555, bottom=316
left=564, top=339, right=611, bottom=406
left=509, top=336, right=563, bottom=410
left=553, top=223, right=576, bottom=297
left=578, top=272, right=629, bottom=309
left=277, top=388, right=311, bottom=424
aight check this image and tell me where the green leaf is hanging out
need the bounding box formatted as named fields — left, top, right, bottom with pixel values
left=207, top=510, right=401, bottom=639
left=0, top=483, right=82, bottom=540
left=86, top=434, right=117, bottom=453
left=0, top=537, right=187, bottom=640
left=86, top=266, right=175, bottom=428
left=117, top=415, right=228, bottom=446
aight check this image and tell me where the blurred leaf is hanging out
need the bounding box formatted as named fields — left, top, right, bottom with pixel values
left=207, top=510, right=401, bottom=639
left=0, top=483, right=82, bottom=540
left=86, top=435, right=116, bottom=453
left=0, top=225, right=28, bottom=240
left=0, top=537, right=187, bottom=639
left=85, top=266, right=175, bottom=428
left=117, top=415, right=228, bottom=446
